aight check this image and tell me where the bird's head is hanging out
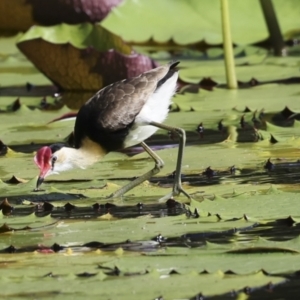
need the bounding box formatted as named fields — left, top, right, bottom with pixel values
left=34, top=144, right=73, bottom=190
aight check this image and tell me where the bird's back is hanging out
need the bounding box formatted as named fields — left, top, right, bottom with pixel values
left=74, top=62, right=179, bottom=152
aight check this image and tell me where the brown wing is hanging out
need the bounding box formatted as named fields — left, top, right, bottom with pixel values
left=90, top=63, right=175, bottom=130
left=94, top=76, right=155, bottom=130
left=74, top=62, right=179, bottom=150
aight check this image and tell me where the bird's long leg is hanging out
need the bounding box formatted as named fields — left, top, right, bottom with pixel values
left=109, top=122, right=191, bottom=200
left=149, top=121, right=191, bottom=201
left=108, top=142, right=164, bottom=198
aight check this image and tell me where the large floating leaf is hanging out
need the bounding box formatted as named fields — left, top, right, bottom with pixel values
left=102, top=0, right=300, bottom=45
left=17, top=23, right=155, bottom=90
left=0, top=262, right=285, bottom=299
left=177, top=57, right=300, bottom=85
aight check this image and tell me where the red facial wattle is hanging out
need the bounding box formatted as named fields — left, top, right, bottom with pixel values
left=34, top=146, right=52, bottom=189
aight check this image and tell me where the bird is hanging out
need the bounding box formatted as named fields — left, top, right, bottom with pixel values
left=34, top=61, right=191, bottom=200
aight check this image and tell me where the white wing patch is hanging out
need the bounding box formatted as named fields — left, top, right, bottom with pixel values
left=123, top=72, right=178, bottom=148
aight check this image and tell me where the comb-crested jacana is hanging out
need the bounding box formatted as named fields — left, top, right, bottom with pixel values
left=34, top=61, right=190, bottom=200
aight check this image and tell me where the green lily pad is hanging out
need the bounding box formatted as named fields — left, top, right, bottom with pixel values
left=3, top=26, right=300, bottom=298
left=102, top=0, right=300, bottom=45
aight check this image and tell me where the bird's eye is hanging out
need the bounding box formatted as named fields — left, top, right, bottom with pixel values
left=51, top=156, right=57, bottom=168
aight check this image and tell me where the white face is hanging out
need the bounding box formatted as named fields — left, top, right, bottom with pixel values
left=35, top=147, right=77, bottom=180
left=49, top=148, right=77, bottom=176
left=35, top=145, right=94, bottom=188
left=35, top=146, right=84, bottom=190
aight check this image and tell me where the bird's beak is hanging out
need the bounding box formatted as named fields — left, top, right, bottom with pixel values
left=36, top=176, right=44, bottom=190
left=35, top=165, right=51, bottom=190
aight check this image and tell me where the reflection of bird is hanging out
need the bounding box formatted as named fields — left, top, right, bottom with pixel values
left=34, top=61, right=190, bottom=200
